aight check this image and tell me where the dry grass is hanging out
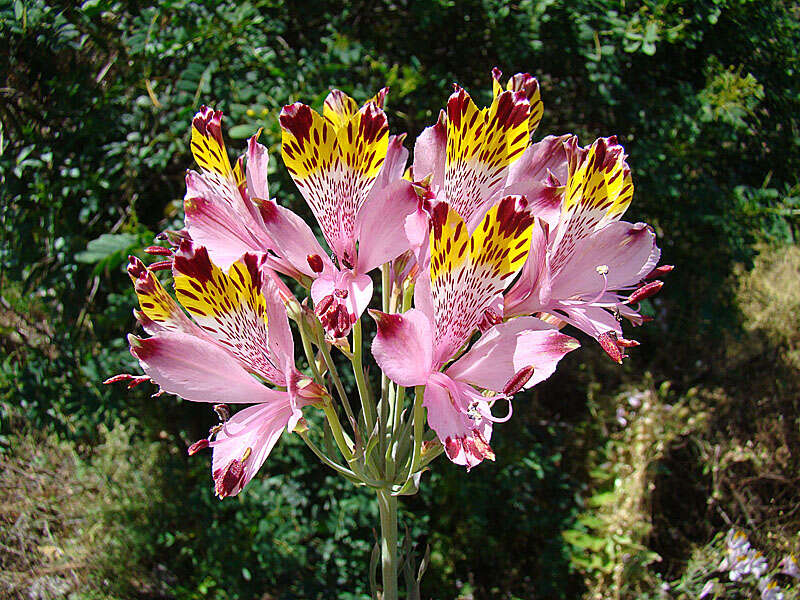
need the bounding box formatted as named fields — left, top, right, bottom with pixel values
left=0, top=419, right=165, bottom=599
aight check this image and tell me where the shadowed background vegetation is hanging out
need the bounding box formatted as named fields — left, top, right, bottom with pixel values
left=1, top=0, right=799, bottom=598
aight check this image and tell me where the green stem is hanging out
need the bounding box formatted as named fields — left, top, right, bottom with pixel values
left=402, top=385, right=426, bottom=484
left=299, top=431, right=359, bottom=483
left=322, top=403, right=354, bottom=460
left=297, top=315, right=324, bottom=385
left=376, top=489, right=398, bottom=600
left=318, top=335, right=357, bottom=427
left=351, top=319, right=376, bottom=430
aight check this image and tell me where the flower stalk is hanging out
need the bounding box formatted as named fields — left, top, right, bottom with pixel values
left=377, top=489, right=399, bottom=600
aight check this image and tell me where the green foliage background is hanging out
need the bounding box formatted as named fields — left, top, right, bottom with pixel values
left=1, top=0, right=799, bottom=598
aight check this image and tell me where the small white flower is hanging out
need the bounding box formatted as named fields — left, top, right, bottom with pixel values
left=749, top=550, right=769, bottom=578
left=729, top=552, right=751, bottom=581
left=726, top=529, right=750, bottom=554
left=699, top=580, right=715, bottom=599
left=779, top=554, right=800, bottom=579
left=758, top=577, right=784, bottom=600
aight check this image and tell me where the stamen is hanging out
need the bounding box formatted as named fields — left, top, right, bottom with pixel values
left=567, top=266, right=611, bottom=307
left=315, top=294, right=334, bottom=316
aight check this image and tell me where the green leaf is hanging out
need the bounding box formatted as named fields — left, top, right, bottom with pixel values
left=74, top=233, right=143, bottom=274
left=228, top=124, right=258, bottom=139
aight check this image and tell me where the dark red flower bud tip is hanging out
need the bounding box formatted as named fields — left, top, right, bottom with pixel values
left=503, top=366, right=536, bottom=396
left=626, top=280, right=663, bottom=304
left=645, top=265, right=674, bottom=280
left=307, top=254, right=324, bottom=274
left=188, top=438, right=209, bottom=455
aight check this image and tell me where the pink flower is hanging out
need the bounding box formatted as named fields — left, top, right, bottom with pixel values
left=371, top=198, right=579, bottom=468
left=503, top=136, right=666, bottom=362
left=121, top=245, right=324, bottom=497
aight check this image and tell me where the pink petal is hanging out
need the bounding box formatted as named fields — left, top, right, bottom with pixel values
left=356, top=179, right=417, bottom=273
left=210, top=401, right=299, bottom=497
left=184, top=171, right=270, bottom=270
left=369, top=308, right=433, bottom=387
left=257, top=200, right=333, bottom=278
left=404, top=206, right=431, bottom=263
left=261, top=274, right=295, bottom=369
left=373, top=134, right=409, bottom=191
left=129, top=332, right=287, bottom=404
left=549, top=221, right=660, bottom=300
left=504, top=135, right=572, bottom=228
left=424, top=373, right=494, bottom=470
left=447, top=316, right=580, bottom=392
left=173, top=246, right=287, bottom=385
left=411, top=116, right=446, bottom=188
left=503, top=219, right=550, bottom=318
left=246, top=133, right=270, bottom=201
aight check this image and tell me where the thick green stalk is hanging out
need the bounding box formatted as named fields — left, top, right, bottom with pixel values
left=376, top=489, right=398, bottom=600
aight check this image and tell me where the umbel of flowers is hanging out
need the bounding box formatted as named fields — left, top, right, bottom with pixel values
left=107, top=68, right=667, bottom=597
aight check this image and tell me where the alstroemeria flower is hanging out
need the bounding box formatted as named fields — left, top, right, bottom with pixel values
left=123, top=244, right=324, bottom=497
left=503, top=136, right=664, bottom=363
left=371, top=197, right=579, bottom=468
left=280, top=90, right=417, bottom=337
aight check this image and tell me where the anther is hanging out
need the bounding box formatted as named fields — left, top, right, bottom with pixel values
left=307, top=254, right=324, bottom=274
left=148, top=260, right=173, bottom=271
left=213, top=404, right=231, bottom=423
left=645, top=264, right=674, bottom=280
left=334, top=288, right=349, bottom=299
left=144, top=246, right=172, bottom=256
left=502, top=365, right=536, bottom=395
left=315, top=294, right=334, bottom=316
left=626, top=280, right=663, bottom=304
left=188, top=439, right=209, bottom=455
